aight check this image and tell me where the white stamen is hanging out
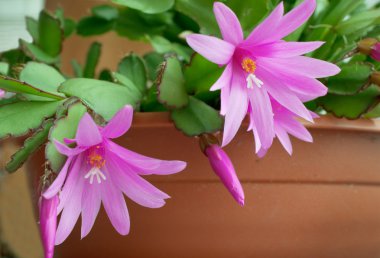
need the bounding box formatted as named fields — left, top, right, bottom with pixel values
left=84, top=167, right=107, bottom=184
left=246, top=74, right=264, bottom=89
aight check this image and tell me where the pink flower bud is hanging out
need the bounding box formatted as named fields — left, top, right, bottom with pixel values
left=205, top=144, right=245, bottom=206
left=371, top=43, right=380, bottom=61
left=39, top=195, right=59, bottom=258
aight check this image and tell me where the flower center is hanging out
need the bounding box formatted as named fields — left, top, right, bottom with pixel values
left=241, top=57, right=264, bottom=89
left=241, top=58, right=256, bottom=74
left=85, top=145, right=106, bottom=184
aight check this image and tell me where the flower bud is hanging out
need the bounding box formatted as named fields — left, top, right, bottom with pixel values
left=202, top=139, right=245, bottom=206
left=371, top=71, right=380, bottom=87
left=358, top=38, right=378, bottom=55
left=371, top=43, right=380, bottom=62
left=39, top=194, right=59, bottom=258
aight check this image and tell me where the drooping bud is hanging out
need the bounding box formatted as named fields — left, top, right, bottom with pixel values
left=371, top=71, right=380, bottom=87
left=39, top=194, right=59, bottom=258
left=358, top=38, right=378, bottom=55
left=200, top=134, right=245, bottom=206
left=371, top=43, right=380, bottom=62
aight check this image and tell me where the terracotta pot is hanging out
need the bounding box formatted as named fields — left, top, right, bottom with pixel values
left=27, top=112, right=380, bottom=258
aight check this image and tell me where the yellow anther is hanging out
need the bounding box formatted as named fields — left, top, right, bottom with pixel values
left=241, top=58, right=256, bottom=74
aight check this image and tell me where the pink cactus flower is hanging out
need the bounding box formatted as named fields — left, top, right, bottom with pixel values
left=251, top=99, right=316, bottom=157
left=0, top=89, right=5, bottom=99
left=371, top=42, right=380, bottom=61
left=39, top=195, right=59, bottom=258
left=186, top=0, right=340, bottom=153
left=205, top=144, right=244, bottom=206
left=43, top=105, right=187, bottom=245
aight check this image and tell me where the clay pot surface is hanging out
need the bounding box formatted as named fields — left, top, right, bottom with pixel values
left=28, top=113, right=380, bottom=258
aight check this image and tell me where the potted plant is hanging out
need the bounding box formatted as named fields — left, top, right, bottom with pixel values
left=1, top=0, right=380, bottom=257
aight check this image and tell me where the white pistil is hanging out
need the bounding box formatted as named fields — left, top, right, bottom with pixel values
left=246, top=74, right=264, bottom=89
left=84, top=167, right=107, bottom=184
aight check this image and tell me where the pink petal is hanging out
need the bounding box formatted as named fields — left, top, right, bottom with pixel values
left=80, top=182, right=101, bottom=239
left=0, top=89, right=5, bottom=98
left=213, top=2, right=243, bottom=45
left=43, top=157, right=72, bottom=199
left=244, top=2, right=284, bottom=46
left=248, top=87, right=274, bottom=149
left=257, top=67, right=313, bottom=122
left=55, top=171, right=84, bottom=245
left=278, top=118, right=313, bottom=143
left=76, top=113, right=102, bottom=147
left=101, top=105, right=133, bottom=139
left=222, top=72, right=248, bottom=147
left=210, top=62, right=232, bottom=91
left=53, top=140, right=86, bottom=157
left=274, top=125, right=292, bottom=155
left=63, top=138, right=76, bottom=144
left=100, top=171, right=130, bottom=235
left=220, top=83, right=231, bottom=116
left=259, top=56, right=341, bottom=78
left=274, top=0, right=316, bottom=40
left=253, top=41, right=324, bottom=58
left=57, top=156, right=85, bottom=213
left=186, top=34, right=235, bottom=65
left=106, top=140, right=186, bottom=176
left=107, top=155, right=169, bottom=208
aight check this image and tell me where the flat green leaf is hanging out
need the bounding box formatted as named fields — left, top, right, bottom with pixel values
left=92, top=5, right=119, bottom=21
left=26, top=17, right=39, bottom=43
left=171, top=96, right=222, bottom=136
left=157, top=57, right=188, bottom=109
left=83, top=42, right=102, bottom=78
left=6, top=118, right=54, bottom=173
left=175, top=0, right=219, bottom=35
left=99, top=69, right=113, bottom=81
left=140, top=85, right=167, bottom=112
left=77, top=16, right=114, bottom=36
left=38, top=11, right=63, bottom=57
left=19, top=62, right=66, bottom=100
left=143, top=52, right=164, bottom=81
left=336, top=9, right=380, bottom=35
left=118, top=53, right=147, bottom=93
left=46, top=101, right=86, bottom=172
left=20, top=39, right=59, bottom=64
left=0, top=62, right=9, bottom=75
left=0, top=101, right=63, bottom=138
left=327, top=63, right=372, bottom=95
left=0, top=75, right=64, bottom=100
left=184, top=54, right=223, bottom=94
left=112, top=0, right=174, bottom=14
left=59, top=78, right=139, bottom=120
left=54, top=8, right=76, bottom=38
left=112, top=72, right=142, bottom=102
left=70, top=60, right=83, bottom=77
left=318, top=86, right=380, bottom=119
left=149, top=36, right=192, bottom=62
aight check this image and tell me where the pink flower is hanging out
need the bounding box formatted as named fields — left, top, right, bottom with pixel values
left=205, top=144, right=244, bottom=206
left=251, top=99, right=315, bottom=157
left=186, top=0, right=340, bottom=153
left=371, top=42, right=380, bottom=61
left=39, top=195, right=59, bottom=258
left=43, top=105, right=187, bottom=245
left=0, top=89, right=5, bottom=99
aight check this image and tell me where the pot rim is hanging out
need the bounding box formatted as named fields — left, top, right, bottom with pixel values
left=133, top=112, right=380, bottom=133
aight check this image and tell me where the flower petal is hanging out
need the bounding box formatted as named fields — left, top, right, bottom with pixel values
left=186, top=34, right=235, bottom=65
left=244, top=2, right=284, bottom=46
left=101, top=105, right=133, bottom=139
left=220, top=83, right=231, bottom=116
left=248, top=87, right=274, bottom=149
left=253, top=41, right=324, bottom=58
left=274, top=124, right=293, bottom=155
left=76, top=113, right=102, bottom=147
left=106, top=140, right=186, bottom=176
left=210, top=62, right=232, bottom=91
left=53, top=140, right=86, bottom=157
left=107, top=155, right=169, bottom=208
left=80, top=182, right=101, bottom=239
left=100, top=170, right=130, bottom=235
left=278, top=118, right=313, bottom=143
left=43, top=157, right=72, bottom=199
left=55, top=171, right=84, bottom=245
left=222, top=72, right=248, bottom=147
left=274, top=0, right=316, bottom=40
left=259, top=56, right=341, bottom=78
left=213, top=2, right=243, bottom=45
left=257, top=67, right=313, bottom=122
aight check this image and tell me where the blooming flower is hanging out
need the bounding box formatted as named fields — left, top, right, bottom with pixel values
left=371, top=42, right=380, bottom=61
left=43, top=105, right=187, bottom=245
left=250, top=98, right=316, bottom=157
left=186, top=0, right=340, bottom=153
left=205, top=144, right=244, bottom=206
left=39, top=195, right=59, bottom=258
